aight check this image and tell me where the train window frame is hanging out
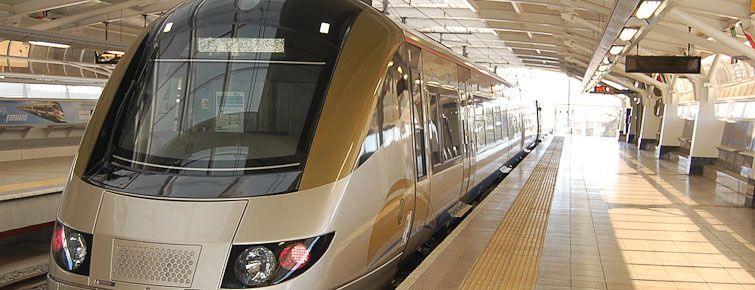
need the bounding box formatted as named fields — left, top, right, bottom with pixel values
left=493, top=105, right=503, bottom=141
left=407, top=44, right=428, bottom=180
left=427, top=88, right=443, bottom=167
left=474, top=100, right=486, bottom=150
left=439, top=92, right=462, bottom=163
left=500, top=108, right=510, bottom=139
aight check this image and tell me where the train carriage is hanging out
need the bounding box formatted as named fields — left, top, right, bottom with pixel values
left=48, top=0, right=540, bottom=289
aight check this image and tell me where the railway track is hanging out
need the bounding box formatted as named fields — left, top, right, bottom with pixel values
left=0, top=263, right=47, bottom=290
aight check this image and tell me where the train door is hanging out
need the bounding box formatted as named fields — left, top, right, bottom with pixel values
left=535, top=101, right=542, bottom=140
left=423, top=50, right=463, bottom=224
left=457, top=67, right=475, bottom=200
left=404, top=44, right=432, bottom=252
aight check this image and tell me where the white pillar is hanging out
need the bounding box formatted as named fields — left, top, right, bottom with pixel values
left=687, top=82, right=725, bottom=175
left=639, top=95, right=662, bottom=150
left=627, top=99, right=641, bottom=144
left=657, top=103, right=685, bottom=159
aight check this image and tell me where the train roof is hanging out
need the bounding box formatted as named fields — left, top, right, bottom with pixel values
left=351, top=1, right=512, bottom=88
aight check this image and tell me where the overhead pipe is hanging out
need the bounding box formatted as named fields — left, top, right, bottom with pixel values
left=669, top=8, right=755, bottom=61
left=0, top=55, right=113, bottom=76
left=29, top=0, right=150, bottom=31
left=0, top=24, right=128, bottom=50
left=0, top=72, right=107, bottom=86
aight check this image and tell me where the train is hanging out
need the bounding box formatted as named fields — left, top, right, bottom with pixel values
left=17, top=101, right=66, bottom=123
left=48, top=0, right=541, bottom=289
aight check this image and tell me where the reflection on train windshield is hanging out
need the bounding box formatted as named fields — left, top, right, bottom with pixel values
left=110, top=0, right=358, bottom=173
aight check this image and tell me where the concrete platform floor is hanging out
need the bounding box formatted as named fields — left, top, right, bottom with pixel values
left=0, top=156, right=72, bottom=199
left=537, top=137, right=755, bottom=290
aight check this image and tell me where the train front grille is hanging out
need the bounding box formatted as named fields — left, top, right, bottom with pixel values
left=111, top=239, right=201, bottom=288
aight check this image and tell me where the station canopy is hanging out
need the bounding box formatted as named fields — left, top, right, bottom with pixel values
left=0, top=0, right=752, bottom=88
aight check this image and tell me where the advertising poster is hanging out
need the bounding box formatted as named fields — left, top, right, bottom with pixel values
left=0, top=99, right=98, bottom=125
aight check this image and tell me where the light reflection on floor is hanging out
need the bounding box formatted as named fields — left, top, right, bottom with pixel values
left=536, top=137, right=755, bottom=290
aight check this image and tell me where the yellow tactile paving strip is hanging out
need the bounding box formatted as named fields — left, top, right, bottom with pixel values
left=461, top=138, right=563, bottom=290
left=0, top=178, right=66, bottom=194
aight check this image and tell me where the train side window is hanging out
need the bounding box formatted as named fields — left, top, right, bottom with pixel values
left=501, top=109, right=510, bottom=138
left=427, top=89, right=442, bottom=166
left=407, top=44, right=427, bottom=179
left=440, top=93, right=461, bottom=161
left=475, top=102, right=486, bottom=149
left=357, top=51, right=404, bottom=166
left=493, top=105, right=503, bottom=141
left=485, top=106, right=495, bottom=145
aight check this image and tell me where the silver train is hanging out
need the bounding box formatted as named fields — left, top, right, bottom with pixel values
left=48, top=0, right=541, bottom=289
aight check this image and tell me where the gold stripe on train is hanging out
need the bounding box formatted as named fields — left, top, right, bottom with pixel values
left=299, top=12, right=404, bottom=190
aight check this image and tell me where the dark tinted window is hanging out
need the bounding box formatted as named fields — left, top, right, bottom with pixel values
left=111, top=0, right=358, bottom=175
left=427, top=89, right=442, bottom=166
left=440, top=92, right=461, bottom=161
left=86, top=0, right=362, bottom=198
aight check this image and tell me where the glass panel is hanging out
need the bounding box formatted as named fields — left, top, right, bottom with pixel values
left=501, top=109, right=509, bottom=138
left=493, top=106, right=502, bottom=141
left=428, top=90, right=442, bottom=166
left=408, top=44, right=427, bottom=179
left=108, top=0, right=359, bottom=176
left=485, top=106, right=495, bottom=145
left=440, top=93, right=461, bottom=161
left=27, top=84, right=67, bottom=99
left=0, top=83, right=25, bottom=98
left=358, top=50, right=405, bottom=166
left=475, top=102, right=486, bottom=149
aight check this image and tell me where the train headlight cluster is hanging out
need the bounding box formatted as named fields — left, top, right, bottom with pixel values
left=235, top=246, right=277, bottom=286
left=52, top=221, right=92, bottom=275
left=223, top=233, right=334, bottom=288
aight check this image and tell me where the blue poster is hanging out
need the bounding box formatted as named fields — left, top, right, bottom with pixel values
left=0, top=99, right=98, bottom=125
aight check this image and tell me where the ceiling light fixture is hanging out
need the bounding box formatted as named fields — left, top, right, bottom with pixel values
left=29, top=41, right=70, bottom=49
left=619, top=27, right=639, bottom=42
left=609, top=45, right=625, bottom=55
left=635, top=0, right=662, bottom=20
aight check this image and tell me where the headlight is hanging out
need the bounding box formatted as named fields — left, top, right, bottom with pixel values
left=235, top=246, right=277, bottom=286
left=222, top=233, right=334, bottom=288
left=52, top=222, right=93, bottom=275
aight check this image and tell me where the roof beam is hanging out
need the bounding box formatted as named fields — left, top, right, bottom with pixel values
left=29, top=0, right=151, bottom=31
left=675, top=0, right=749, bottom=20
left=12, top=0, right=93, bottom=16
left=668, top=8, right=755, bottom=60
left=60, top=1, right=183, bottom=31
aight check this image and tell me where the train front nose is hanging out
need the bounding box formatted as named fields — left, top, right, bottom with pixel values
left=50, top=192, right=247, bottom=289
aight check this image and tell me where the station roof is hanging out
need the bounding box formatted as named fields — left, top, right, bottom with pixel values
left=0, top=0, right=752, bottom=91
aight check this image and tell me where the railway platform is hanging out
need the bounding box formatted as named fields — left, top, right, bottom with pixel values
left=399, top=137, right=755, bottom=290
left=0, top=156, right=71, bottom=234
left=0, top=156, right=71, bottom=289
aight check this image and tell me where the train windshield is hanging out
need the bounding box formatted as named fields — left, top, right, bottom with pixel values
left=108, top=0, right=359, bottom=175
